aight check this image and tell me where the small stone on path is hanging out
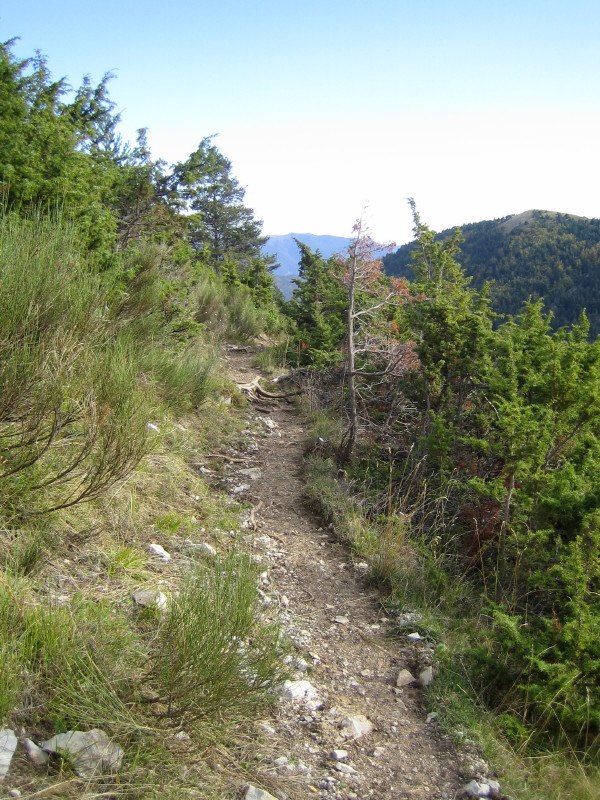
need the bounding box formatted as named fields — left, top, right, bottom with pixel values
left=334, top=762, right=358, bottom=775
left=148, top=543, right=171, bottom=562
left=0, top=729, right=17, bottom=780
left=340, top=714, right=373, bottom=740
left=396, top=668, right=417, bottom=687
left=244, top=786, right=280, bottom=800
left=330, top=749, right=349, bottom=761
left=278, top=680, right=322, bottom=710
left=239, top=467, right=262, bottom=480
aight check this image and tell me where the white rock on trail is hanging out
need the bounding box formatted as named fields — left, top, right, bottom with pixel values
left=0, top=729, right=17, bottom=779
left=40, top=729, right=124, bottom=778
left=396, top=668, right=417, bottom=687
left=277, top=680, right=322, bottom=710
left=244, top=785, right=280, bottom=800
left=132, top=590, right=168, bottom=612
left=340, top=714, right=374, bottom=740
left=334, top=762, right=358, bottom=775
left=239, top=467, right=262, bottom=480
left=148, top=543, right=171, bottom=562
left=330, top=749, right=349, bottom=761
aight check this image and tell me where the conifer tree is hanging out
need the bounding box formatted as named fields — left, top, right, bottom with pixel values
left=170, top=137, right=270, bottom=267
left=287, top=241, right=346, bottom=366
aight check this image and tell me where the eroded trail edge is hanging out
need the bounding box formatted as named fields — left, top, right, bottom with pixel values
left=224, top=348, right=466, bottom=800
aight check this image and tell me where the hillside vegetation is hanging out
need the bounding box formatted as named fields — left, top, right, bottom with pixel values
left=281, top=204, right=600, bottom=798
left=0, top=38, right=291, bottom=798
left=383, top=209, right=600, bottom=335
left=2, top=34, right=600, bottom=800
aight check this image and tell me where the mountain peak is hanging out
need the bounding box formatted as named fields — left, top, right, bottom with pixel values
left=500, top=209, right=589, bottom=233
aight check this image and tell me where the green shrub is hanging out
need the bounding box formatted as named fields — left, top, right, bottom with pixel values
left=153, top=551, right=286, bottom=722
left=0, top=214, right=151, bottom=520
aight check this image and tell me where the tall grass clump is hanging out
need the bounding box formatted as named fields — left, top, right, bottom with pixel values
left=192, top=274, right=264, bottom=341
left=0, top=213, right=151, bottom=521
left=153, top=551, right=286, bottom=724
left=139, top=346, right=217, bottom=413
left=0, top=575, right=145, bottom=736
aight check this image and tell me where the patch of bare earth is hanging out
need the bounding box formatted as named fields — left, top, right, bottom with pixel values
left=223, top=347, right=465, bottom=800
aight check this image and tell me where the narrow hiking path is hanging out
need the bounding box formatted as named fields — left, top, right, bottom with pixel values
left=222, top=347, right=472, bottom=800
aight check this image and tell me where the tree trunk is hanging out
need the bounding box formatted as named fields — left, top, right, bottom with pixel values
left=342, top=270, right=358, bottom=463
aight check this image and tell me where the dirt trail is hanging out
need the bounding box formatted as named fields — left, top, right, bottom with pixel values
left=222, top=348, right=467, bottom=800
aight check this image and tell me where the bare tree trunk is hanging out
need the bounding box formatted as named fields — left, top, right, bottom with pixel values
left=342, top=258, right=358, bottom=463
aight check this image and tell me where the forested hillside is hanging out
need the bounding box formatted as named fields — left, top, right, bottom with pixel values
left=383, top=209, right=600, bottom=335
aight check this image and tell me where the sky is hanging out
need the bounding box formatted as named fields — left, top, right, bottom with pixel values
left=2, top=0, right=600, bottom=244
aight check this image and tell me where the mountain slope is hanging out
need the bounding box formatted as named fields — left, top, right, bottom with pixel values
left=383, top=210, right=600, bottom=335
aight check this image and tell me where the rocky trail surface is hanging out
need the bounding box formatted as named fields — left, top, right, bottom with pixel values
left=221, top=348, right=485, bottom=800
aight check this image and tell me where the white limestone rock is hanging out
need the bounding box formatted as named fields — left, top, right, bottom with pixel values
left=148, top=543, right=171, bottom=562
left=244, top=786, right=280, bottom=800
left=277, top=679, right=322, bottom=710
left=334, top=762, right=358, bottom=775
left=420, top=665, right=434, bottom=686
left=183, top=541, right=217, bottom=556
left=461, top=780, right=491, bottom=797
left=40, top=729, right=124, bottom=778
left=330, top=749, right=349, bottom=761
left=396, top=668, right=417, bottom=687
left=239, top=467, right=262, bottom=480
left=132, top=589, right=168, bottom=612
left=21, top=738, right=49, bottom=767
left=340, top=714, right=373, bottom=740
left=0, top=729, right=17, bottom=780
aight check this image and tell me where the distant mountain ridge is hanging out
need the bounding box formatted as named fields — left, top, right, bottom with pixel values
left=263, top=233, right=352, bottom=299
left=383, top=209, right=600, bottom=336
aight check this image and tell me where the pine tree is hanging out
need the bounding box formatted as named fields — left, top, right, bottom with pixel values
left=287, top=240, right=346, bottom=366
left=170, top=137, right=270, bottom=267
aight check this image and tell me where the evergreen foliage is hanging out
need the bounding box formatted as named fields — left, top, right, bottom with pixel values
left=286, top=240, right=347, bottom=366
left=295, top=202, right=600, bottom=755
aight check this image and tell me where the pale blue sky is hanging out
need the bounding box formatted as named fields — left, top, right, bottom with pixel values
left=2, top=1, right=599, bottom=242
